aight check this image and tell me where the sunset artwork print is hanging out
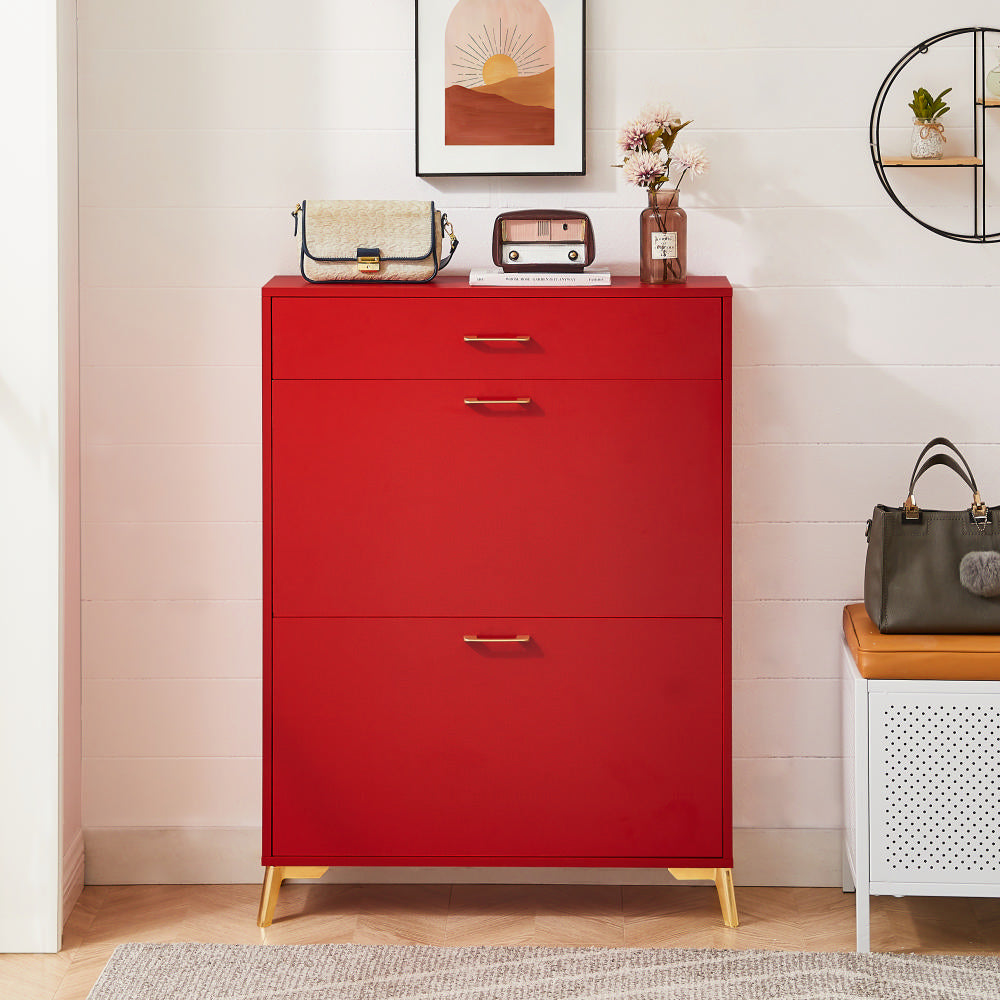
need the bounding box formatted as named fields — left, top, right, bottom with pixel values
left=415, top=0, right=584, bottom=176
left=444, top=0, right=555, bottom=145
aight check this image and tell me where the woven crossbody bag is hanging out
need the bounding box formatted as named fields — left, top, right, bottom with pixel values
left=293, top=200, right=458, bottom=283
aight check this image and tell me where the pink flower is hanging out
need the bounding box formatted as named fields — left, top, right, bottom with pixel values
left=622, top=149, right=665, bottom=188
left=642, top=102, right=682, bottom=133
left=616, top=118, right=656, bottom=154
left=671, top=142, right=710, bottom=175
left=614, top=103, right=709, bottom=192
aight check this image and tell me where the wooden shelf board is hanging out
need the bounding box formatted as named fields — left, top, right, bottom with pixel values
left=979, top=98, right=1000, bottom=107
left=882, top=156, right=982, bottom=167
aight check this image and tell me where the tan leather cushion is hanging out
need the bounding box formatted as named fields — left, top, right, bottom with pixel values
left=843, top=603, right=1000, bottom=680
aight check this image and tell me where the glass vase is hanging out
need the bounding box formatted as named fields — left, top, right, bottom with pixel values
left=640, top=188, right=686, bottom=284
left=910, top=118, right=945, bottom=159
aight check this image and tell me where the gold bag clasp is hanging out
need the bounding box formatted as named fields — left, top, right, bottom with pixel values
left=357, top=247, right=381, bottom=273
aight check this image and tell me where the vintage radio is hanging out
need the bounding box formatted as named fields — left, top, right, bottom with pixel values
left=492, top=209, right=595, bottom=273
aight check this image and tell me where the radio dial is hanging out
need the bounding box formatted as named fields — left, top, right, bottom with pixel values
left=568, top=250, right=579, bottom=261
left=508, top=250, right=519, bottom=261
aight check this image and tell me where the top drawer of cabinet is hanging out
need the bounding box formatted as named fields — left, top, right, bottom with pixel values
left=269, top=295, right=722, bottom=379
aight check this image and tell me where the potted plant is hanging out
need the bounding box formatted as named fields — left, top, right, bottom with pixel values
left=908, top=86, right=951, bottom=159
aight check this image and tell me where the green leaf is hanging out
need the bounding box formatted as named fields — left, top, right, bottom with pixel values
left=909, top=85, right=951, bottom=120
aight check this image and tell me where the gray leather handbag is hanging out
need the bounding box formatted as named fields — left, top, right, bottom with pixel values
left=864, top=437, right=1000, bottom=634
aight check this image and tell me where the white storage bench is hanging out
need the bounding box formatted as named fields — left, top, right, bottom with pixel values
left=841, top=603, right=1000, bottom=951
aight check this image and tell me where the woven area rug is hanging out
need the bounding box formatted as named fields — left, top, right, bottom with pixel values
left=87, top=943, right=1000, bottom=1000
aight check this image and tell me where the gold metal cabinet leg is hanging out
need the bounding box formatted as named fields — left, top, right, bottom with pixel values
left=257, top=866, right=283, bottom=928
left=713, top=867, right=739, bottom=928
left=668, top=867, right=739, bottom=928
left=257, top=866, right=330, bottom=928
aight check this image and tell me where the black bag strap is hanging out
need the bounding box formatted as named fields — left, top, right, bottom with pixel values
left=438, top=213, right=459, bottom=270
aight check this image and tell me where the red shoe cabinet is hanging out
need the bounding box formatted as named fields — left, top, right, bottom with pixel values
left=259, top=275, right=735, bottom=927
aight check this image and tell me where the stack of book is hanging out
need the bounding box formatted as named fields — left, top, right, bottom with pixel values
left=468, top=267, right=612, bottom=286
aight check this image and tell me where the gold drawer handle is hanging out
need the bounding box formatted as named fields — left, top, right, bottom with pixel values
left=463, top=335, right=531, bottom=343
left=464, top=397, right=531, bottom=405
left=463, top=634, right=531, bottom=643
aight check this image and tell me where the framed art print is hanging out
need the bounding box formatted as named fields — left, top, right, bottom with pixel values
left=416, top=0, right=586, bottom=176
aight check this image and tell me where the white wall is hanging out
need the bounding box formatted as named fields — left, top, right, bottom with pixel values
left=0, top=0, right=80, bottom=953
left=78, top=1, right=1000, bottom=886
left=60, top=0, right=84, bottom=926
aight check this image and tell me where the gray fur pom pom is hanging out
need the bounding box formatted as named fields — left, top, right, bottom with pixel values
left=959, top=550, right=1000, bottom=598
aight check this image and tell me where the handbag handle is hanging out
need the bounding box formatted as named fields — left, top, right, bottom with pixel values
left=910, top=455, right=977, bottom=494
left=903, top=436, right=988, bottom=523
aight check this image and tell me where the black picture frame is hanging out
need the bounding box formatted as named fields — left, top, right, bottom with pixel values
left=415, top=0, right=586, bottom=177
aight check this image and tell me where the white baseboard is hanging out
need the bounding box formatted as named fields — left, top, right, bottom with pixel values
left=84, top=828, right=842, bottom=888
left=732, top=829, right=841, bottom=887
left=84, top=827, right=262, bottom=885
left=63, top=828, right=85, bottom=923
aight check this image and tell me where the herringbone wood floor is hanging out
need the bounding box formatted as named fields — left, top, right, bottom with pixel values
left=3, top=883, right=1000, bottom=1000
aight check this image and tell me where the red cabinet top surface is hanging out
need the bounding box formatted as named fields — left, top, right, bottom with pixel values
left=263, top=274, right=732, bottom=298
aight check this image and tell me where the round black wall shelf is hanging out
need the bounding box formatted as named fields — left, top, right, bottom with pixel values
left=870, top=26, right=1000, bottom=242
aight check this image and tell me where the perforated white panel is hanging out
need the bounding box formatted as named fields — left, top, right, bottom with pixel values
left=870, top=692, right=1000, bottom=884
